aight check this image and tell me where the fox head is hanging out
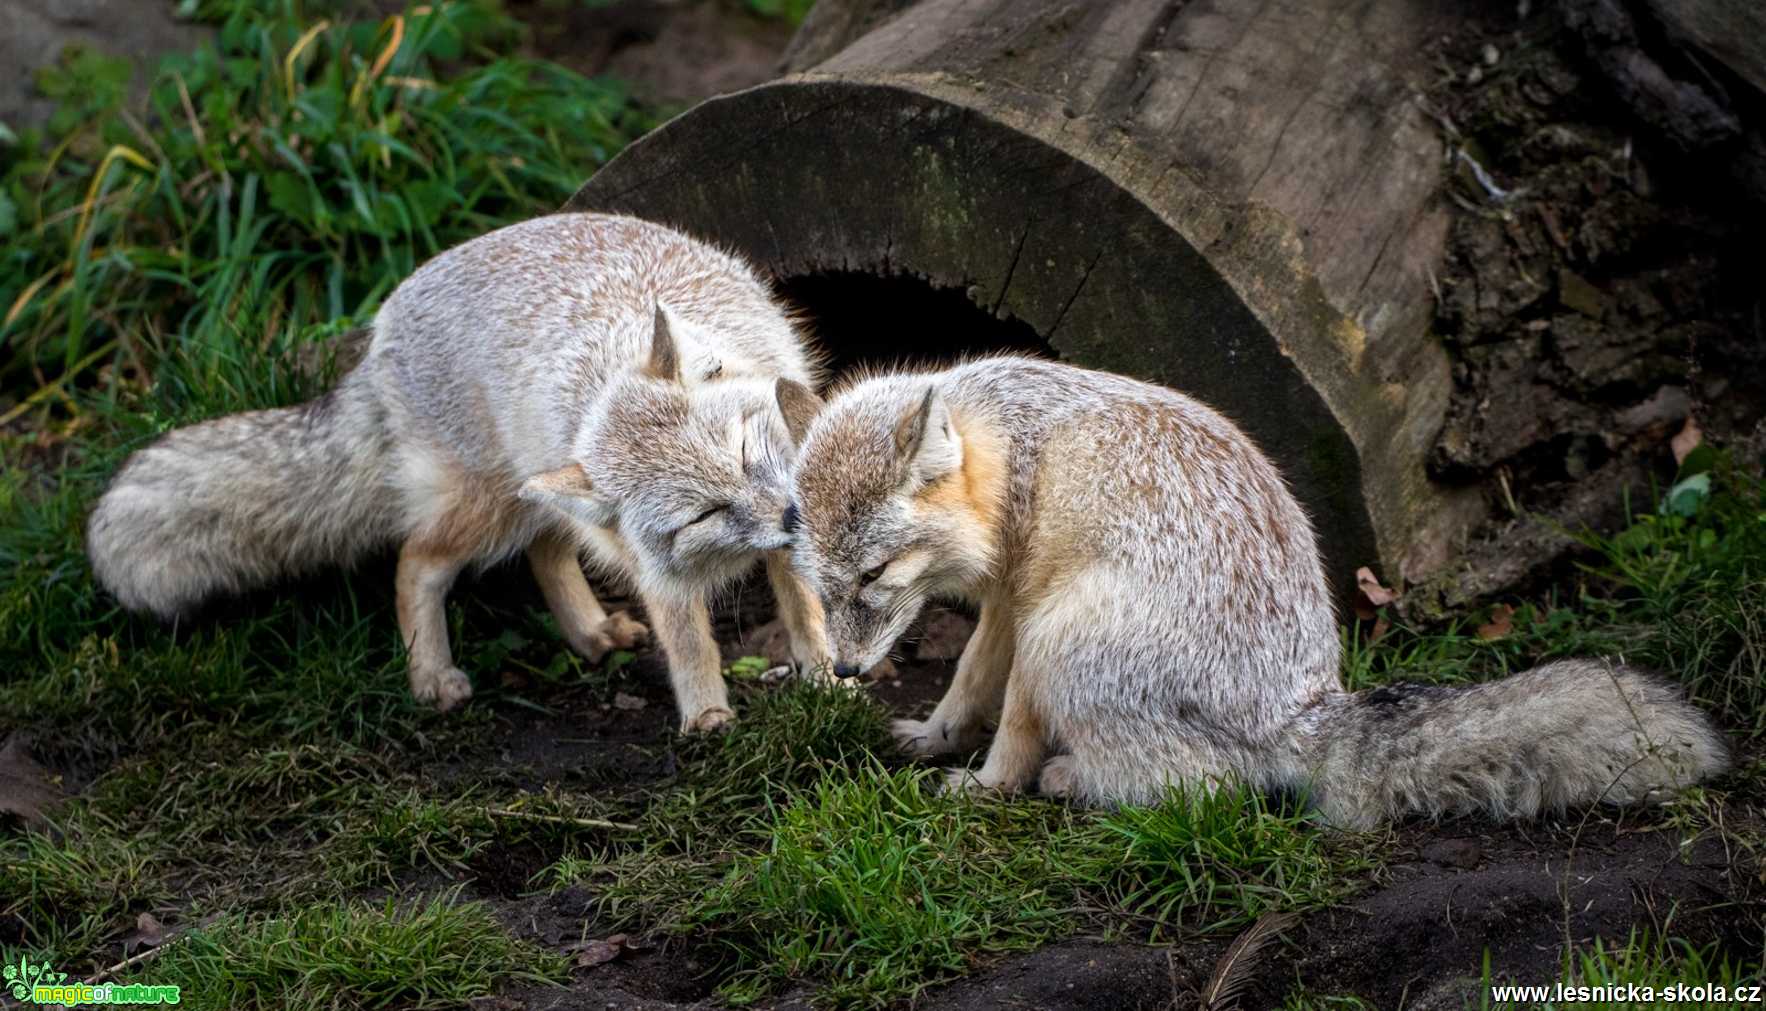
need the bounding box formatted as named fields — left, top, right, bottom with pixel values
left=779, top=376, right=1002, bottom=676
left=519, top=307, right=800, bottom=592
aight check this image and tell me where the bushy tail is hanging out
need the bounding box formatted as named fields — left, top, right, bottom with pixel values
left=87, top=367, right=400, bottom=618
left=1292, top=660, right=1729, bottom=830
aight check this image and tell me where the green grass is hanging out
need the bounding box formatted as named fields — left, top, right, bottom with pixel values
left=0, top=0, right=654, bottom=993
left=563, top=683, right=1365, bottom=1008
left=699, top=777, right=1354, bottom=1008
left=148, top=892, right=567, bottom=1010
left=743, top=0, right=818, bottom=24
left=1478, top=931, right=1760, bottom=1009
left=2, top=0, right=650, bottom=406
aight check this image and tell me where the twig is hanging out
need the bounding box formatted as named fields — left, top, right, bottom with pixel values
left=84, top=940, right=175, bottom=986
left=484, top=807, right=638, bottom=832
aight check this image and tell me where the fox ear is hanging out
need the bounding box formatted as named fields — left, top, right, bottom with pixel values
left=519, top=464, right=615, bottom=528
left=895, top=386, right=962, bottom=488
left=647, top=303, right=726, bottom=386
left=644, top=304, right=682, bottom=384
left=774, top=378, right=824, bottom=447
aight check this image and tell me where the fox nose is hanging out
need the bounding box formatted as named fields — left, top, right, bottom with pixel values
left=833, top=662, right=864, bottom=679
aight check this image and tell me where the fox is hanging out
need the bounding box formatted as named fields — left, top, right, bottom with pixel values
left=87, top=212, right=831, bottom=733
left=772, top=356, right=1730, bottom=829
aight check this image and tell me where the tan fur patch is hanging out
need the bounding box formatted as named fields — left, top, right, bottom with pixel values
left=917, top=408, right=1008, bottom=535
left=406, top=460, right=526, bottom=562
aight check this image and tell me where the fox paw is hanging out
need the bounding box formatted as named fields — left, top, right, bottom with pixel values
left=892, top=716, right=981, bottom=757
left=681, top=706, right=736, bottom=735
left=602, top=611, right=650, bottom=649
left=941, top=765, right=1030, bottom=796
left=939, top=766, right=1007, bottom=795
left=566, top=611, right=651, bottom=662
left=411, top=666, right=474, bottom=713
left=1038, top=756, right=1078, bottom=798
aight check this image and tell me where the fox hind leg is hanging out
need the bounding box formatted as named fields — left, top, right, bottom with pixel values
left=528, top=531, right=648, bottom=661
left=396, top=540, right=473, bottom=712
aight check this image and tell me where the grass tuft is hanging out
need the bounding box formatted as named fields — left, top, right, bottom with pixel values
left=2, top=0, right=650, bottom=404
left=1101, top=785, right=1354, bottom=937
left=697, top=767, right=1077, bottom=1006
left=148, top=892, right=565, bottom=1011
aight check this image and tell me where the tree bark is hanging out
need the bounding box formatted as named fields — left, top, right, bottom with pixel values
left=568, top=0, right=1490, bottom=604
left=1563, top=0, right=1766, bottom=208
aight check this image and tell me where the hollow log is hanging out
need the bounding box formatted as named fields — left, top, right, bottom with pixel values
left=567, top=0, right=1491, bottom=605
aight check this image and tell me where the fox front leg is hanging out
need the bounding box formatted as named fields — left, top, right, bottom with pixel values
left=763, top=550, right=836, bottom=685
left=395, top=541, right=474, bottom=712
left=527, top=532, right=649, bottom=661
left=644, top=587, right=735, bottom=734
left=945, top=673, right=1047, bottom=795
left=893, top=596, right=1014, bottom=757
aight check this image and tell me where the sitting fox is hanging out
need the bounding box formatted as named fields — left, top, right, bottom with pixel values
left=87, top=213, right=828, bottom=732
left=773, top=356, right=1728, bottom=828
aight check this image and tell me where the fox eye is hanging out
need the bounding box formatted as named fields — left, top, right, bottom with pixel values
left=685, top=504, right=727, bottom=528
left=859, top=564, right=886, bottom=587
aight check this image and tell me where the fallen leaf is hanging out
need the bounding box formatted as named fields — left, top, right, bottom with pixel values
left=612, top=693, right=647, bottom=711
left=1370, top=616, right=1390, bottom=641
left=724, top=655, right=773, bottom=681
left=733, top=619, right=792, bottom=667
left=121, top=912, right=168, bottom=955
left=1671, top=415, right=1702, bottom=466
left=1537, top=205, right=1568, bottom=251
left=1353, top=567, right=1399, bottom=620
left=498, top=670, right=530, bottom=690
left=1476, top=603, right=1515, bottom=640
left=0, top=733, right=63, bottom=826
left=569, top=933, right=630, bottom=969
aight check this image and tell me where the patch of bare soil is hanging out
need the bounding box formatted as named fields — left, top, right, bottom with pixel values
left=435, top=653, right=680, bottom=795
left=507, top=0, right=795, bottom=109
left=1249, top=822, right=1755, bottom=1009
left=0, top=0, right=211, bottom=132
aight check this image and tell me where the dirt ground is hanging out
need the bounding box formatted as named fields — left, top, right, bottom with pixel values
left=377, top=576, right=1759, bottom=1010
left=509, top=0, right=795, bottom=108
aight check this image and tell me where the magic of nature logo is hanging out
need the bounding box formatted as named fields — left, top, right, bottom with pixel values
left=4, top=957, right=181, bottom=1006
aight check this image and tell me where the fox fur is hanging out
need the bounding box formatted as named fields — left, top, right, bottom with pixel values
left=778, top=356, right=1729, bottom=829
left=87, top=212, right=830, bottom=731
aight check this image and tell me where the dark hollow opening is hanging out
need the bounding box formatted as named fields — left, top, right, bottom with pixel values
left=776, top=270, right=1056, bottom=377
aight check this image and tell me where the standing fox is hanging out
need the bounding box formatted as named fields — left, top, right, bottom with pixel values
left=88, top=213, right=829, bottom=732
left=775, top=357, right=1728, bottom=828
